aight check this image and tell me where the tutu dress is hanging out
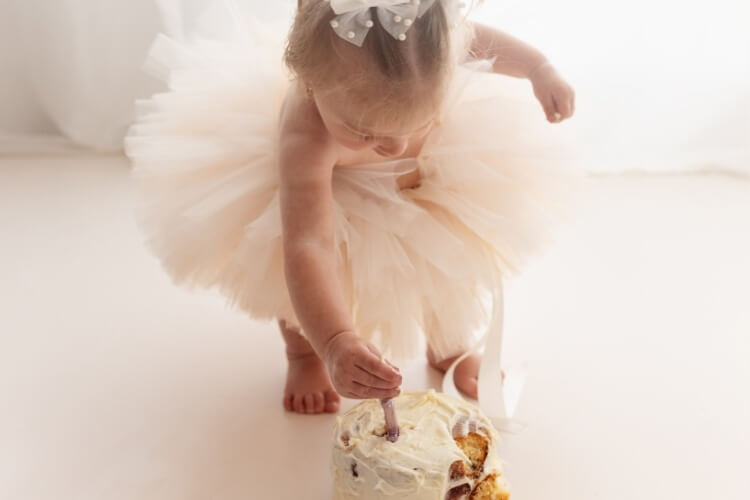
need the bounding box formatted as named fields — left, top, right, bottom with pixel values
left=125, top=8, right=577, bottom=370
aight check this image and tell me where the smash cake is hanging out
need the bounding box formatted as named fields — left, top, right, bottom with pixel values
left=332, top=390, right=511, bottom=499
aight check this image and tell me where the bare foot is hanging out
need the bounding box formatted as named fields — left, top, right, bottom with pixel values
left=428, top=349, right=481, bottom=399
left=279, top=320, right=340, bottom=415
left=284, top=351, right=341, bottom=414
left=428, top=350, right=507, bottom=400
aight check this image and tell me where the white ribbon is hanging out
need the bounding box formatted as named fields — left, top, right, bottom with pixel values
left=327, top=0, right=438, bottom=47
left=442, top=275, right=527, bottom=435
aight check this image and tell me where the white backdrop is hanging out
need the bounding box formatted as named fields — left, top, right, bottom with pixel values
left=0, top=0, right=748, bottom=174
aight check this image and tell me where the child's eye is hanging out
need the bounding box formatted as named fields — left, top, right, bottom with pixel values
left=360, top=135, right=375, bottom=142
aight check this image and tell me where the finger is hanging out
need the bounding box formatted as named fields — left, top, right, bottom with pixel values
left=348, top=382, right=401, bottom=400
left=550, top=95, right=563, bottom=122
left=303, top=394, right=315, bottom=414
left=352, top=366, right=401, bottom=390
left=366, top=343, right=401, bottom=373
left=541, top=97, right=556, bottom=122
left=556, top=92, right=573, bottom=119
left=365, top=342, right=383, bottom=359
left=356, top=350, right=402, bottom=384
left=283, top=394, right=293, bottom=412
left=385, top=358, right=401, bottom=374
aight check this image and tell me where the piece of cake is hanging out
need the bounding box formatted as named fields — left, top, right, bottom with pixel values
left=332, top=390, right=511, bottom=499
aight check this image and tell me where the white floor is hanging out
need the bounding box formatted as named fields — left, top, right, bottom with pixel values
left=1, top=154, right=749, bottom=500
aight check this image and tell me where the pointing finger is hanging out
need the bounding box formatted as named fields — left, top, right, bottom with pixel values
left=352, top=366, right=401, bottom=390
left=348, top=382, right=401, bottom=400
left=359, top=347, right=401, bottom=383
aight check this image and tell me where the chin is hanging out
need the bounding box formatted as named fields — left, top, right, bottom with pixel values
left=339, top=140, right=370, bottom=152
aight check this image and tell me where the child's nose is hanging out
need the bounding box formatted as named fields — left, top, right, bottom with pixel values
left=375, top=137, right=409, bottom=157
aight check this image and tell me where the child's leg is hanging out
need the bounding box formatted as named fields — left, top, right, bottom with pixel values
left=278, top=319, right=340, bottom=414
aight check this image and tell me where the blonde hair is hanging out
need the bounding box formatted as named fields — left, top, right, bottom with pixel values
left=285, top=0, right=465, bottom=129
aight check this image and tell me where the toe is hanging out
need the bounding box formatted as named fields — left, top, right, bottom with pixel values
left=283, top=393, right=293, bottom=412
left=324, top=390, right=341, bottom=413
left=466, top=377, right=478, bottom=399
left=456, top=374, right=478, bottom=400
left=313, top=392, right=325, bottom=413
left=303, top=394, right=315, bottom=414
left=293, top=394, right=306, bottom=413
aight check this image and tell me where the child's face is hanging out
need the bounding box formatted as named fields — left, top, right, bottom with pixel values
left=314, top=88, right=435, bottom=158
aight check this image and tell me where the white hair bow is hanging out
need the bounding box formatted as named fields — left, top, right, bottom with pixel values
left=327, top=0, right=439, bottom=47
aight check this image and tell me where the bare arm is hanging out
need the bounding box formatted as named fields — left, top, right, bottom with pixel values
left=470, top=22, right=550, bottom=79
left=470, top=22, right=576, bottom=122
left=279, top=131, right=352, bottom=355
left=279, top=111, right=401, bottom=399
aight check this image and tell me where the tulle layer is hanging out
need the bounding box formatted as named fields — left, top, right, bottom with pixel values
left=126, top=20, right=579, bottom=360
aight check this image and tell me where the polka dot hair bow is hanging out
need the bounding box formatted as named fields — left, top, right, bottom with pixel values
left=327, top=0, right=439, bottom=47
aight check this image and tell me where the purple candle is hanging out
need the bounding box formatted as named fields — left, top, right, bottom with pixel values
left=381, top=398, right=400, bottom=443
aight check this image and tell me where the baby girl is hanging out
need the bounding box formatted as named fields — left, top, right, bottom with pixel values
left=127, top=0, right=576, bottom=415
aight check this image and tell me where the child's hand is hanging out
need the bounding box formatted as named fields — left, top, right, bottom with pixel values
left=530, top=62, right=576, bottom=123
left=322, top=331, right=402, bottom=400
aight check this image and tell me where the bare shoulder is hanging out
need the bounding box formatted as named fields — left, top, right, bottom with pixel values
left=279, top=83, right=337, bottom=183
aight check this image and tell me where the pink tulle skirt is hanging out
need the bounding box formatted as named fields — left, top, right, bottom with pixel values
left=125, top=18, right=579, bottom=361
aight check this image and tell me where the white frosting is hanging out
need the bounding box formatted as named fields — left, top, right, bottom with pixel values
left=332, top=390, right=505, bottom=500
